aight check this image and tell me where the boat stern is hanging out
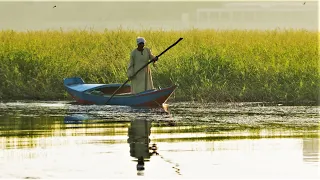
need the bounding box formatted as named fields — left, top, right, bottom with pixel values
left=134, top=85, right=178, bottom=107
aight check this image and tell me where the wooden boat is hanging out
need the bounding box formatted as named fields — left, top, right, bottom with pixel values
left=63, top=77, right=177, bottom=107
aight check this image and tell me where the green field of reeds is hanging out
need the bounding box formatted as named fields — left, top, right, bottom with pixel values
left=0, top=28, right=318, bottom=104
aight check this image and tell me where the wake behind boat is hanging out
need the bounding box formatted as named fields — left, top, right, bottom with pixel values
left=63, top=77, right=177, bottom=107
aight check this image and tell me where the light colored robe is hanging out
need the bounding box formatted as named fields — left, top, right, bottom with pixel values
left=127, top=48, right=155, bottom=94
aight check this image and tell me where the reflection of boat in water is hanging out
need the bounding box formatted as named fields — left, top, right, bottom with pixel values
left=127, top=117, right=158, bottom=175
left=63, top=114, right=90, bottom=124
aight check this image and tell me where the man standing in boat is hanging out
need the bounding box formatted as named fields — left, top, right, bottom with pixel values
left=127, top=37, right=158, bottom=94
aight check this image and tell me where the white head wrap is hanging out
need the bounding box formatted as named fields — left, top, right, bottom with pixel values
left=136, top=37, right=146, bottom=44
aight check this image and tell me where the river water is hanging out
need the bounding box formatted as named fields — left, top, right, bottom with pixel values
left=0, top=101, right=319, bottom=179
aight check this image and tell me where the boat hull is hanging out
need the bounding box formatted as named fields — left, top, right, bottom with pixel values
left=63, top=77, right=177, bottom=107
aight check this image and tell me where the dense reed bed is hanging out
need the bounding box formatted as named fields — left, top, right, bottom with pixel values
left=0, top=28, right=318, bottom=104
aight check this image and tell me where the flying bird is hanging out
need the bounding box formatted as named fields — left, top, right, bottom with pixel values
left=53, top=5, right=57, bottom=8
left=303, top=2, right=306, bottom=5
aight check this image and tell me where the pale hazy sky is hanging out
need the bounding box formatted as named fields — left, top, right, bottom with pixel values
left=0, top=0, right=318, bottom=31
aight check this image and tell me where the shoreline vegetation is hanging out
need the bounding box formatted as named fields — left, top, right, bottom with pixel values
left=0, top=28, right=319, bottom=105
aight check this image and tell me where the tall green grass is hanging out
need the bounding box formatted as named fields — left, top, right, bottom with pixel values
left=0, top=28, right=318, bottom=104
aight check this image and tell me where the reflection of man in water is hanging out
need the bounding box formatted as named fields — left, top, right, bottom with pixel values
left=127, top=117, right=158, bottom=175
